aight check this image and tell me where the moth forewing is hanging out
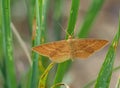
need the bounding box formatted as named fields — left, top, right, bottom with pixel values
left=70, top=39, right=109, bottom=59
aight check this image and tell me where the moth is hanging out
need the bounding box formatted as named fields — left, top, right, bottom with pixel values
left=32, top=36, right=108, bottom=63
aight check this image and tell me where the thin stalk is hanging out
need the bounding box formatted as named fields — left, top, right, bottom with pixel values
left=2, top=0, right=17, bottom=88
left=83, top=65, right=120, bottom=88
left=116, top=78, right=120, bottom=88
left=95, top=15, right=120, bottom=88
left=11, top=23, right=32, bottom=66
left=39, top=0, right=49, bottom=68
left=0, top=0, right=3, bottom=60
left=30, top=0, right=42, bottom=88
left=38, top=62, right=55, bottom=88
left=115, top=15, right=120, bottom=88
left=51, top=83, right=70, bottom=88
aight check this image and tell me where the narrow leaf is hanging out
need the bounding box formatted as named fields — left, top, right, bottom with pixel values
left=116, top=78, right=120, bottom=88
left=51, top=83, right=70, bottom=88
left=95, top=16, right=120, bottom=88
left=30, top=0, right=42, bottom=88
left=83, top=65, right=120, bottom=88
left=115, top=15, right=120, bottom=88
left=2, top=0, right=17, bottom=87
left=31, top=0, right=48, bottom=87
left=38, top=62, right=55, bottom=88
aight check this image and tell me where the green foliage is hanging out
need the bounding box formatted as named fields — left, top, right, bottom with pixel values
left=0, top=0, right=120, bottom=88
left=1, top=0, right=17, bottom=88
left=115, top=16, right=120, bottom=88
left=0, top=0, right=3, bottom=61
left=83, top=65, right=120, bottom=88
left=30, top=0, right=42, bottom=88
left=38, top=62, right=55, bottom=88
left=116, top=78, right=120, bottom=88
left=31, top=0, right=49, bottom=88
left=95, top=16, right=120, bottom=88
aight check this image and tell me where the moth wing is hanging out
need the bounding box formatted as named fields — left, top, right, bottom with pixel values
left=71, top=39, right=108, bottom=58
left=32, top=40, right=71, bottom=63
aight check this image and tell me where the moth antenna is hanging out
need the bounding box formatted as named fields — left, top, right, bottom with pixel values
left=57, top=23, right=72, bottom=37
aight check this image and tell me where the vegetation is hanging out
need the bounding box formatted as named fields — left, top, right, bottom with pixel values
left=0, top=0, right=120, bottom=88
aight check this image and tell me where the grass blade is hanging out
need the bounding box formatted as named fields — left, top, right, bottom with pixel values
left=38, top=0, right=49, bottom=68
left=115, top=15, right=120, bottom=88
left=0, top=69, right=4, bottom=88
left=54, top=0, right=80, bottom=86
left=30, top=0, right=42, bottom=88
left=0, top=0, right=3, bottom=61
left=0, top=1, right=4, bottom=87
left=83, top=65, right=120, bottom=88
left=78, top=0, right=105, bottom=38
left=38, top=62, right=55, bottom=88
left=116, top=78, right=120, bottom=88
left=83, top=80, right=96, bottom=88
left=51, top=83, right=70, bottom=88
left=95, top=17, right=120, bottom=88
left=31, top=0, right=48, bottom=87
left=1, top=0, right=17, bottom=88
left=66, top=0, right=80, bottom=38
left=11, top=23, right=32, bottom=66
left=18, top=69, right=32, bottom=88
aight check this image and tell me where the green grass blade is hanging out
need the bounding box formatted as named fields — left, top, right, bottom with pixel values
left=94, top=17, right=120, bottom=88
left=66, top=0, right=80, bottom=38
left=83, top=80, right=96, bottom=88
left=39, top=0, right=49, bottom=67
left=116, top=78, right=120, bottom=88
left=113, top=66, right=120, bottom=72
left=30, top=0, right=42, bottom=88
left=115, top=16, right=120, bottom=88
left=54, top=0, right=80, bottom=86
left=0, top=1, right=4, bottom=86
left=0, top=0, right=3, bottom=61
left=1, top=0, right=17, bottom=88
left=83, top=65, right=120, bottom=88
left=17, top=69, right=31, bottom=88
left=31, top=0, right=49, bottom=87
left=0, top=69, right=4, bottom=88
left=38, top=62, right=55, bottom=88
left=78, top=0, right=105, bottom=38
left=38, top=0, right=50, bottom=86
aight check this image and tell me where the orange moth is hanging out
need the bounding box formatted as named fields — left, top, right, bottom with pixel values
left=32, top=36, right=108, bottom=63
